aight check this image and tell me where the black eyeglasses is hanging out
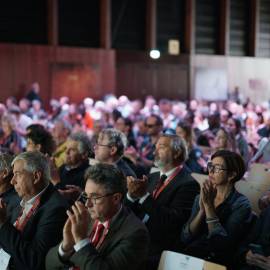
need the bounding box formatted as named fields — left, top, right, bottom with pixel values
left=77, top=192, right=115, bottom=205
left=207, top=162, right=227, bottom=174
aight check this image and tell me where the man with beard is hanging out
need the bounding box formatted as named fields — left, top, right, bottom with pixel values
left=125, top=134, right=200, bottom=269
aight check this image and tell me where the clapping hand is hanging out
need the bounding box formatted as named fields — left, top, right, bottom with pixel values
left=63, top=201, right=90, bottom=250
left=127, top=175, right=148, bottom=199
left=201, top=180, right=217, bottom=209
left=246, top=250, right=270, bottom=270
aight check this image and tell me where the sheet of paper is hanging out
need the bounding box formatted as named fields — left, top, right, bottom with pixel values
left=158, top=251, right=204, bottom=270
left=0, top=248, right=11, bottom=270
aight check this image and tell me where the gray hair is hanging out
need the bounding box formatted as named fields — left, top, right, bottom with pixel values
left=0, top=153, right=14, bottom=174
left=69, top=132, right=93, bottom=157
left=54, top=119, right=72, bottom=133
left=99, top=128, right=127, bottom=157
left=160, top=134, right=188, bottom=163
left=84, top=163, right=126, bottom=197
left=12, top=151, right=51, bottom=183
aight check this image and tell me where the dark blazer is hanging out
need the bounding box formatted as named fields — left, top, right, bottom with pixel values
left=0, top=183, right=69, bottom=270
left=46, top=206, right=149, bottom=270
left=57, top=161, right=90, bottom=189
left=125, top=166, right=200, bottom=256
left=116, top=158, right=137, bottom=177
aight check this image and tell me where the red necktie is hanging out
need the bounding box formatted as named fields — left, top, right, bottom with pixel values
left=153, top=174, right=167, bottom=198
left=91, top=223, right=105, bottom=247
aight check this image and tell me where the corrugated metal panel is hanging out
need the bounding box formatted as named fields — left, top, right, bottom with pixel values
left=156, top=0, right=185, bottom=54
left=195, top=0, right=218, bottom=54
left=229, top=0, right=249, bottom=56
left=258, top=0, right=270, bottom=57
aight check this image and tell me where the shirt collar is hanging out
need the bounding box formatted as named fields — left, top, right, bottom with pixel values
left=96, top=204, right=123, bottom=230
left=160, top=166, right=179, bottom=180
left=20, top=184, right=49, bottom=210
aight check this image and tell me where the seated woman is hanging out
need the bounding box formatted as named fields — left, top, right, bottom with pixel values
left=214, top=127, right=237, bottom=152
left=176, top=121, right=205, bottom=173
left=181, top=150, right=252, bottom=268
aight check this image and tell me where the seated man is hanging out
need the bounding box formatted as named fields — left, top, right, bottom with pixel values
left=46, top=163, right=149, bottom=270
left=55, top=132, right=92, bottom=200
left=0, top=151, right=68, bottom=270
left=51, top=119, right=71, bottom=168
left=94, top=128, right=136, bottom=177
left=125, top=134, right=200, bottom=269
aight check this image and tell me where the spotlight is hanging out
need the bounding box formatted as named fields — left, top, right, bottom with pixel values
left=149, top=49, right=160, bottom=59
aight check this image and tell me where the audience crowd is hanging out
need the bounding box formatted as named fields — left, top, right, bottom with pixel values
left=0, top=88, right=270, bottom=269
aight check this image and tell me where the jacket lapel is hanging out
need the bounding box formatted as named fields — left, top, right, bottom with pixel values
left=154, top=168, right=187, bottom=201
left=98, top=206, right=127, bottom=252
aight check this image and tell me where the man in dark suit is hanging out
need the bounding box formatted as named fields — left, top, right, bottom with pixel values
left=0, top=151, right=68, bottom=270
left=126, top=134, right=200, bottom=269
left=46, top=163, right=149, bottom=270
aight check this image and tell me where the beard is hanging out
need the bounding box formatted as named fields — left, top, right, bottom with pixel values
left=154, top=158, right=165, bottom=169
left=154, top=155, right=173, bottom=169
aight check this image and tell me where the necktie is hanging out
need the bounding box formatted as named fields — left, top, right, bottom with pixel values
left=91, top=223, right=105, bottom=247
left=153, top=174, right=167, bottom=198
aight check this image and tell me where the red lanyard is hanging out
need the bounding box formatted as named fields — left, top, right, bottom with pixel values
left=153, top=166, right=182, bottom=199
left=14, top=197, right=41, bottom=231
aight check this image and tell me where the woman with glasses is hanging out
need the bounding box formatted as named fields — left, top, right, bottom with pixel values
left=181, top=150, right=252, bottom=269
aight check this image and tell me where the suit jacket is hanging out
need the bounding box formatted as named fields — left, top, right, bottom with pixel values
left=46, top=206, right=149, bottom=270
left=116, top=158, right=137, bottom=177
left=57, top=161, right=90, bottom=190
left=125, top=166, right=200, bottom=256
left=0, top=183, right=69, bottom=270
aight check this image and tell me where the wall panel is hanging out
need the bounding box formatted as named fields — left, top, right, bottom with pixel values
left=0, top=44, right=115, bottom=107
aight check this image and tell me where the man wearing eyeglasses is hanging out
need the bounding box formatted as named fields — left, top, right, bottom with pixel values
left=94, top=128, right=136, bottom=177
left=46, top=163, right=149, bottom=270
left=138, top=114, right=163, bottom=171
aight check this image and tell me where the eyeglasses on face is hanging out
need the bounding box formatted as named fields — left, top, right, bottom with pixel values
left=77, top=192, right=115, bottom=205
left=207, top=162, right=227, bottom=174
